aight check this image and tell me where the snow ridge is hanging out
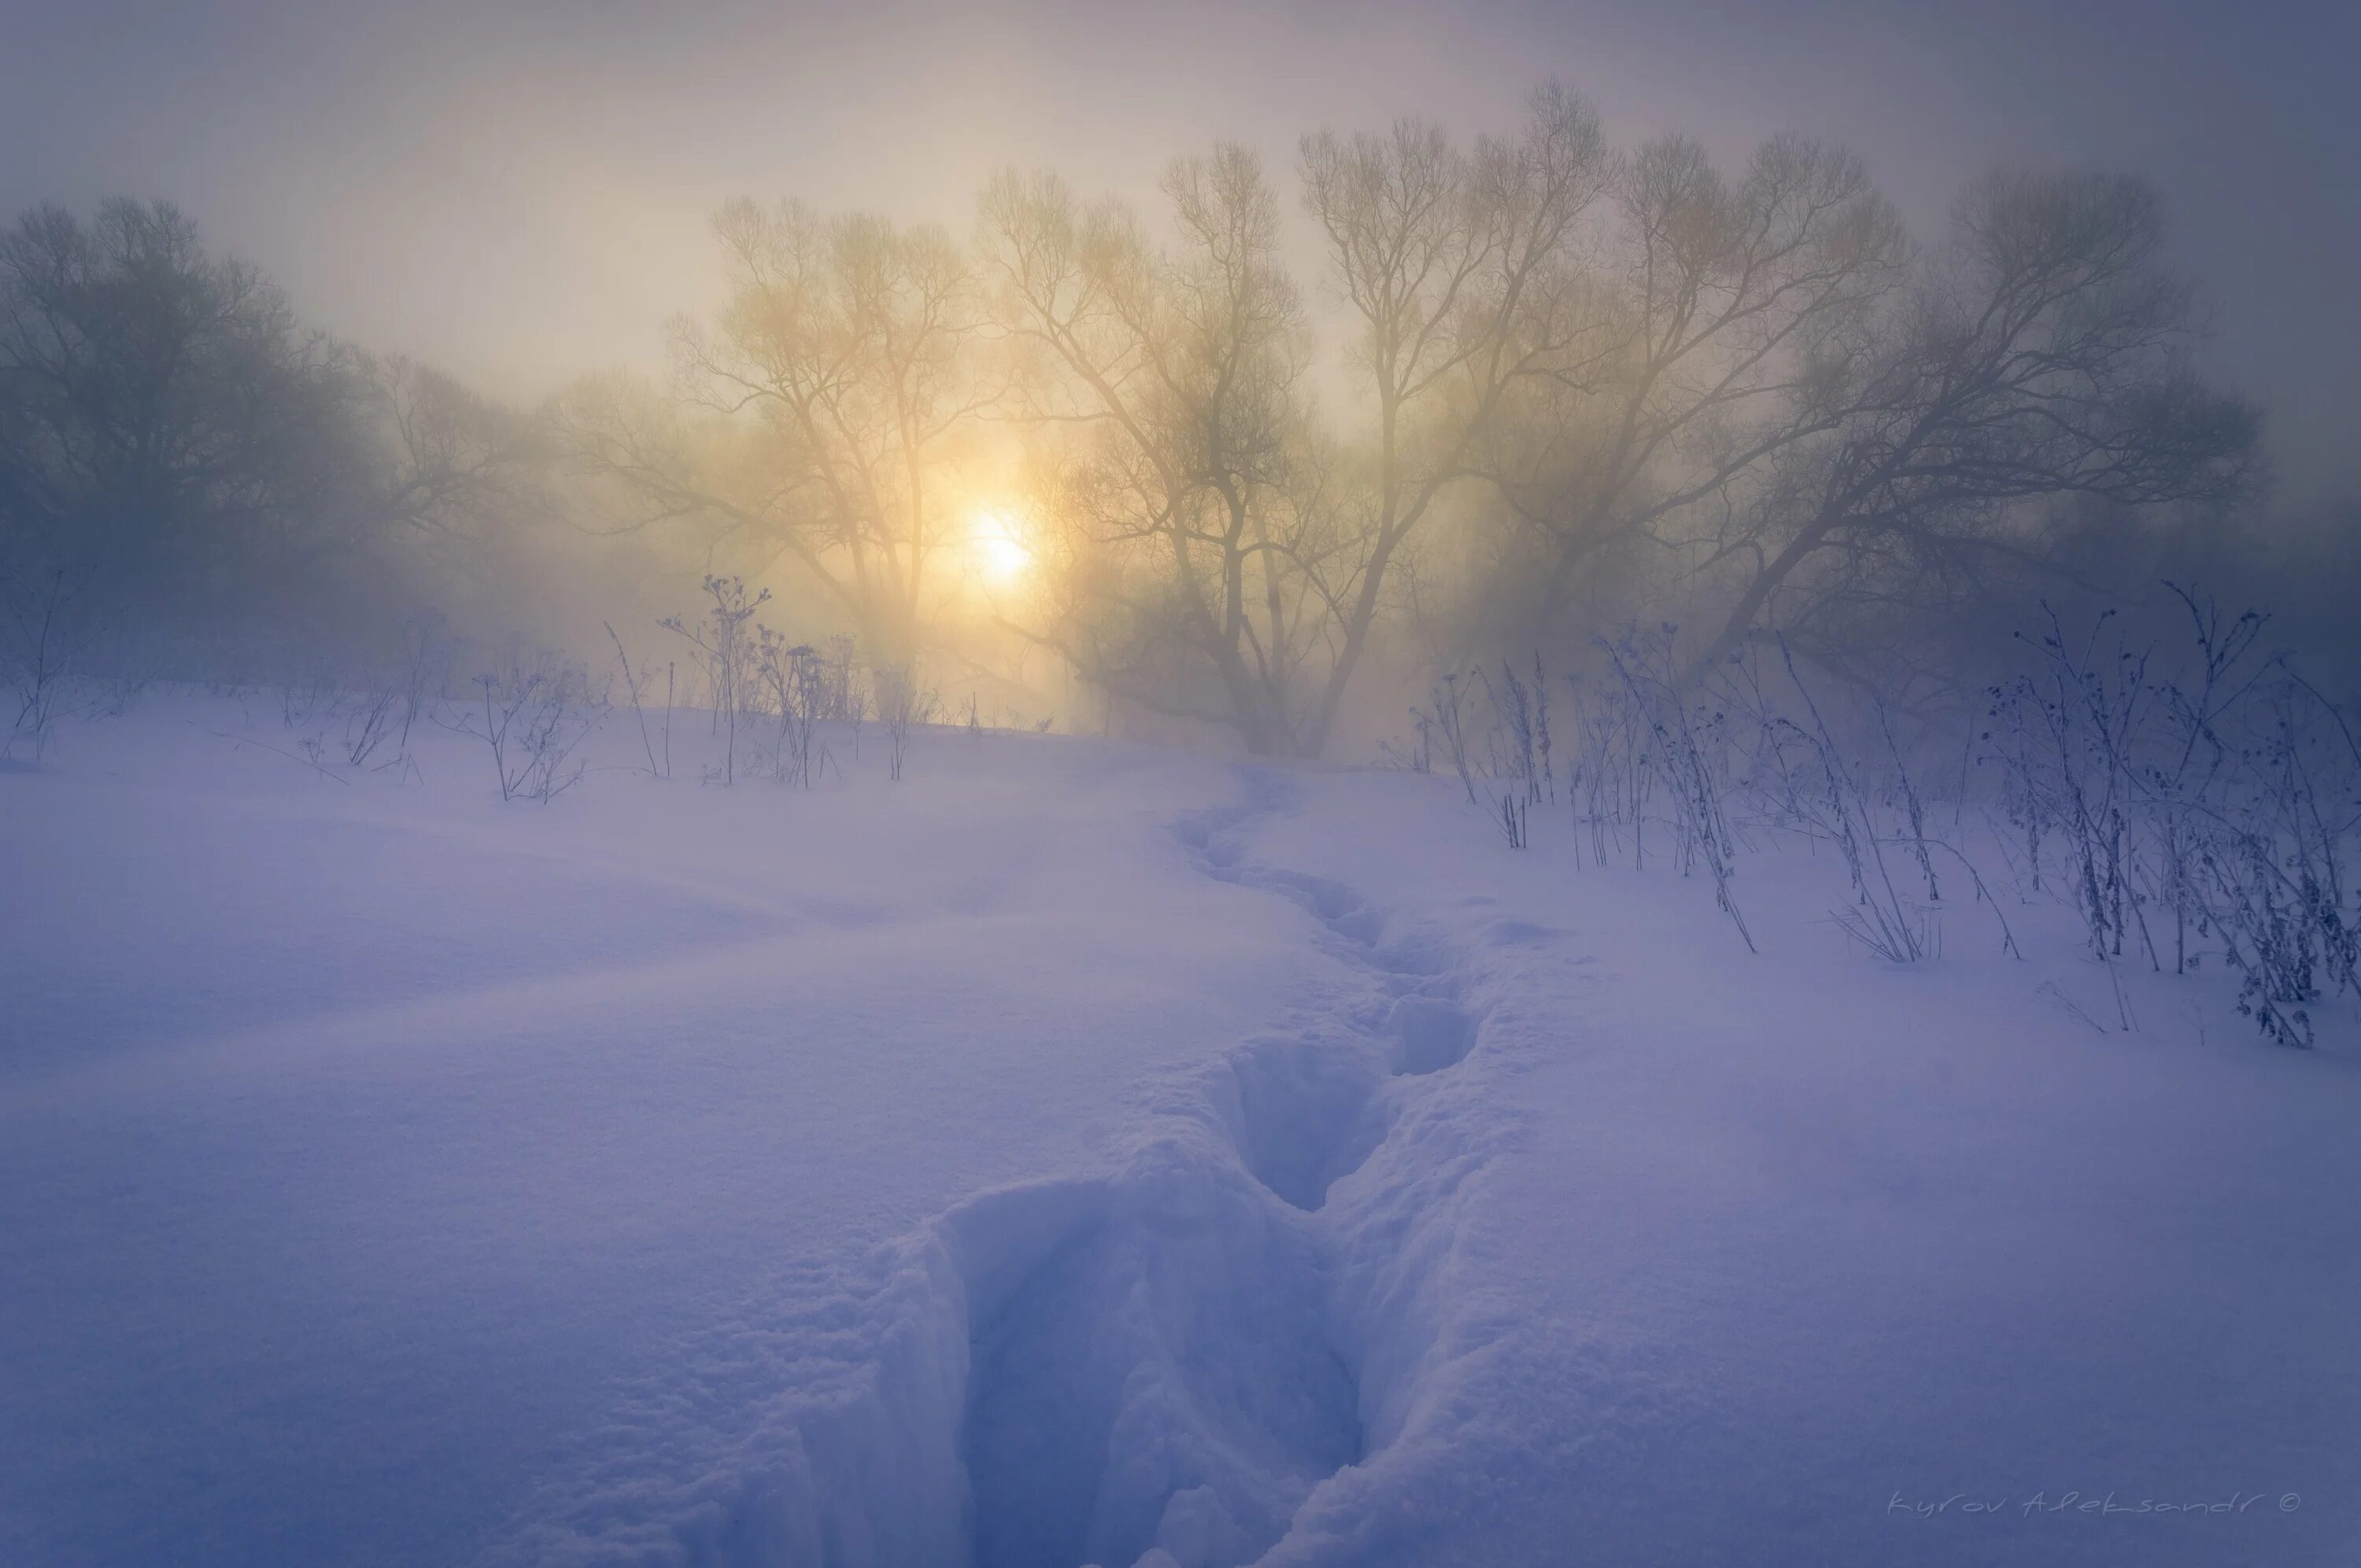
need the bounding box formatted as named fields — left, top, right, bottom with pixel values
left=575, top=766, right=1509, bottom=1568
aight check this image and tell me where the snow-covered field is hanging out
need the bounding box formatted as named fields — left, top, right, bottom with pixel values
left=3, top=698, right=2357, bottom=1567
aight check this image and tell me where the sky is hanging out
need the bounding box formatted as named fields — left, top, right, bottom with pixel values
left=3, top=0, right=2354, bottom=507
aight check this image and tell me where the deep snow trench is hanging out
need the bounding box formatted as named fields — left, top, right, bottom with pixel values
left=713, top=767, right=1495, bottom=1568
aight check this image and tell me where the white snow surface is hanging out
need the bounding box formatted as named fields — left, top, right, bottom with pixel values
left=2, top=698, right=2356, bottom=1567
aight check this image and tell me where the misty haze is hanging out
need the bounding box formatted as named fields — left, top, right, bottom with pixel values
left=2, top=2, right=2357, bottom=1566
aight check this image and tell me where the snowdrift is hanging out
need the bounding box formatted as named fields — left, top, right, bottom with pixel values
left=2, top=699, right=2355, bottom=1567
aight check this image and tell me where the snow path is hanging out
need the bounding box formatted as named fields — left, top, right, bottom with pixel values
left=497, top=765, right=1513, bottom=1567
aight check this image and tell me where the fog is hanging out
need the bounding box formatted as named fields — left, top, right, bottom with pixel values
left=7, top=0, right=2352, bottom=493
left=2, top=0, right=2356, bottom=757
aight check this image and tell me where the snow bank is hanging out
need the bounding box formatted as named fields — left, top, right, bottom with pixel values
left=5, top=700, right=2356, bottom=1566
left=1250, top=765, right=2361, bottom=1568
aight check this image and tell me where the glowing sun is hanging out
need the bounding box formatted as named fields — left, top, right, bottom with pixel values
left=970, top=507, right=1033, bottom=585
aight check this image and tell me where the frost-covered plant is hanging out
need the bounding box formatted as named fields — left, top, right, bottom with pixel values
left=1416, top=671, right=1480, bottom=809
left=822, top=634, right=861, bottom=721
left=453, top=656, right=607, bottom=802
left=605, top=622, right=671, bottom=780
left=1550, top=670, right=1644, bottom=870
left=758, top=631, right=832, bottom=789
left=1876, top=699, right=1939, bottom=905
left=342, top=684, right=402, bottom=767
left=1976, top=589, right=2357, bottom=1041
left=274, top=661, right=337, bottom=730
left=1605, top=628, right=1752, bottom=952
left=831, top=636, right=866, bottom=758
left=338, top=613, right=453, bottom=769
left=1391, top=587, right=2343, bottom=1032
left=874, top=664, right=936, bottom=782
left=1480, top=659, right=1550, bottom=808
left=2000, top=607, right=2150, bottom=961
left=662, top=575, right=768, bottom=786
left=1385, top=703, right=1434, bottom=775
left=1769, top=639, right=1940, bottom=964
left=0, top=566, right=94, bottom=761
left=1495, top=790, right=1528, bottom=850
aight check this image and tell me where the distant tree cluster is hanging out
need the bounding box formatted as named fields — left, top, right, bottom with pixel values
left=0, top=86, right=2296, bottom=756
left=563, top=83, right=2259, bottom=754
left=0, top=199, right=534, bottom=655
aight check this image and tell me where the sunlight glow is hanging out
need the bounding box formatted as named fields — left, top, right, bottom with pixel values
left=970, top=507, right=1033, bottom=586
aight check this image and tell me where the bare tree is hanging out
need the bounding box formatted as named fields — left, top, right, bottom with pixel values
left=1679, top=171, right=2258, bottom=681
left=0, top=200, right=534, bottom=648
left=979, top=146, right=1330, bottom=753
left=1297, top=79, right=1614, bottom=749
left=561, top=204, right=995, bottom=665
left=361, top=355, right=546, bottom=540
left=982, top=86, right=1615, bottom=755
left=1479, top=129, right=1907, bottom=644
left=0, top=201, right=371, bottom=608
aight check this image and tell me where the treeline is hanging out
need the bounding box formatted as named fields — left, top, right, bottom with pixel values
left=7, top=82, right=2353, bottom=762
left=0, top=202, right=546, bottom=644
